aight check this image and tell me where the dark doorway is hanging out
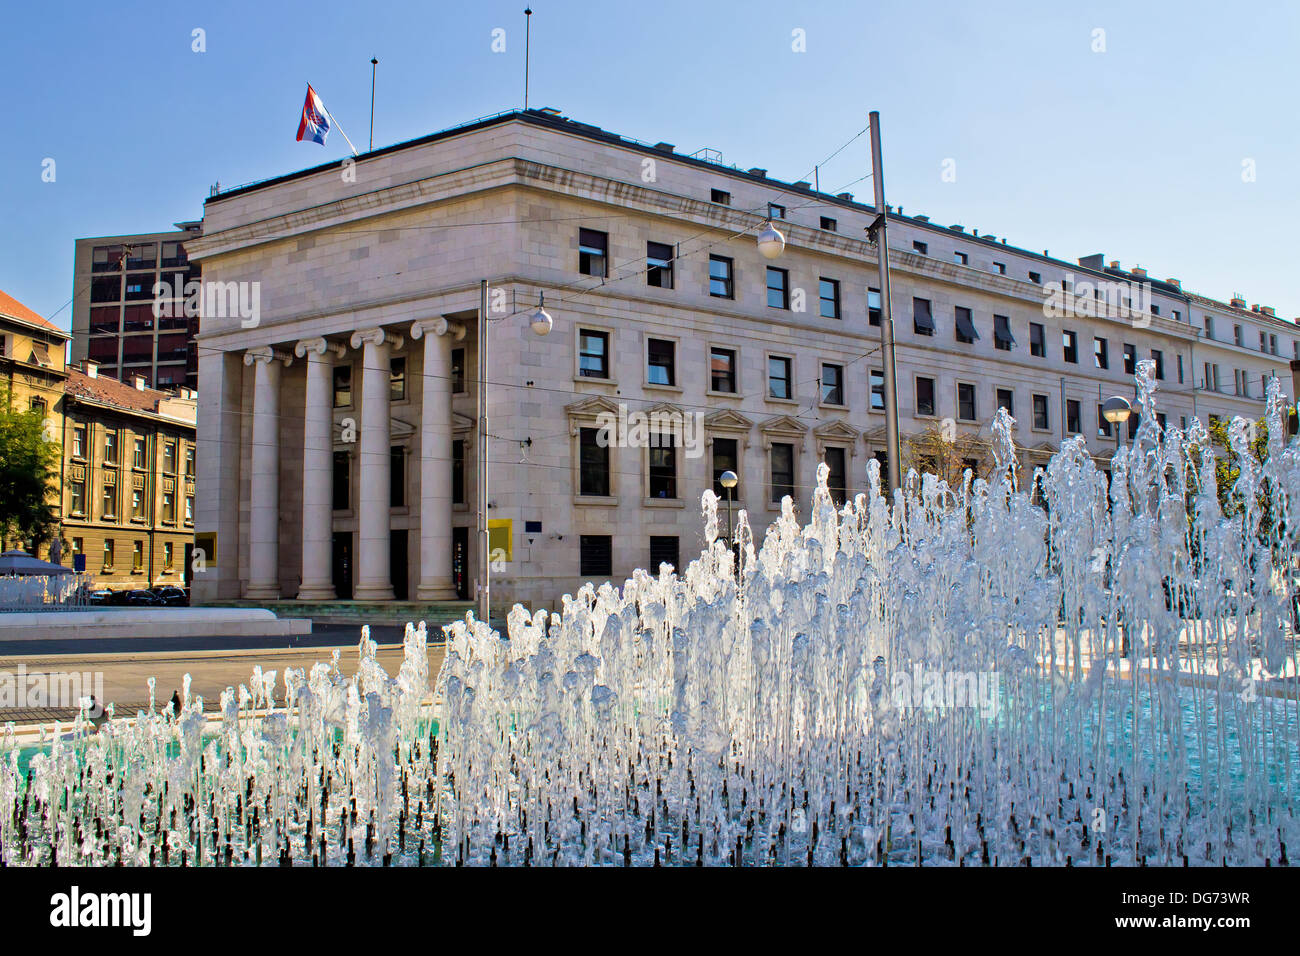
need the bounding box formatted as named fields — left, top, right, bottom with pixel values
left=390, top=529, right=409, bottom=601
left=332, top=531, right=353, bottom=600
left=183, top=543, right=194, bottom=587
left=452, top=526, right=469, bottom=600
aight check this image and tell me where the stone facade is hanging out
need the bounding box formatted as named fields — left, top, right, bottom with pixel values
left=187, top=109, right=1298, bottom=610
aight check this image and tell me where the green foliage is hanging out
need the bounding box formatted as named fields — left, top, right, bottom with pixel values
left=0, top=396, right=61, bottom=547
left=1206, top=415, right=1268, bottom=517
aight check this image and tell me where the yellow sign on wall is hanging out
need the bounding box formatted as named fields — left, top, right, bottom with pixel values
left=487, top=519, right=512, bottom=562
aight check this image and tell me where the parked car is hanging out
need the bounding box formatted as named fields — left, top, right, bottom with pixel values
left=86, top=589, right=114, bottom=605
left=152, top=586, right=188, bottom=606
left=126, top=589, right=163, bottom=606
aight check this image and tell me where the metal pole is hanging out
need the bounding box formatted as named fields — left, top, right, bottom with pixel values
left=524, top=8, right=532, bottom=109
left=726, top=487, right=734, bottom=544
left=477, top=279, right=490, bottom=624
left=369, top=58, right=378, bottom=151
left=869, top=111, right=902, bottom=492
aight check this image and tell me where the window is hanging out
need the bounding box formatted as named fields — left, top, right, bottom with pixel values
left=184, top=495, right=193, bottom=524
left=1066, top=400, right=1082, bottom=435
left=1128, top=413, right=1141, bottom=440
left=954, top=251, right=968, bottom=266
left=102, top=480, right=117, bottom=519
left=332, top=452, right=349, bottom=510
left=869, top=370, right=885, bottom=411
left=579, top=428, right=609, bottom=497
left=1098, top=405, right=1112, bottom=438
left=451, top=347, right=466, bottom=393
left=1204, top=362, right=1220, bottom=391
left=163, top=541, right=174, bottom=571
left=390, top=446, right=405, bottom=507
left=768, top=356, right=792, bottom=400
left=647, top=338, right=676, bottom=386
left=1150, top=349, right=1164, bottom=380
left=994, top=262, right=1006, bottom=275
left=580, top=535, right=612, bottom=576
left=1123, top=344, right=1136, bottom=375
left=133, top=541, right=144, bottom=572
left=646, top=241, right=674, bottom=289
left=1029, top=323, right=1045, bottom=357
left=913, top=240, right=928, bottom=255
left=993, top=314, right=1014, bottom=351
left=820, top=216, right=837, bottom=232
left=72, top=425, right=86, bottom=458
left=766, top=267, right=789, bottom=309
left=333, top=366, right=352, bottom=407
left=162, top=440, right=176, bottom=474
left=103, top=539, right=115, bottom=570
left=955, top=306, right=978, bottom=344
left=650, top=536, right=680, bottom=572
left=185, top=445, right=195, bottom=476
left=868, top=288, right=882, bottom=326
left=30, top=397, right=46, bottom=415
left=708, top=256, right=734, bottom=299
left=913, top=298, right=935, bottom=336
left=579, top=229, right=608, bottom=277
left=1177, top=353, right=1184, bottom=384
left=648, top=435, right=677, bottom=499
left=70, top=477, right=85, bottom=515
left=824, top=447, right=847, bottom=506
left=390, top=357, right=407, bottom=401
left=132, top=488, right=144, bottom=520
left=996, top=388, right=1014, bottom=415
left=1204, top=317, right=1216, bottom=340
left=104, top=430, right=118, bottom=464
left=768, top=202, right=786, bottom=220
left=1028, top=271, right=1042, bottom=284
left=1032, top=394, right=1050, bottom=430
left=452, top=439, right=465, bottom=504
left=579, top=330, right=610, bottom=378
left=91, top=276, right=121, bottom=303
left=957, top=382, right=976, bottom=422
left=916, top=377, right=936, bottom=417
left=770, top=443, right=795, bottom=503
left=1260, top=331, right=1268, bottom=352
left=710, top=347, right=736, bottom=393
left=873, top=451, right=890, bottom=494
left=712, top=437, right=739, bottom=498
left=1234, top=324, right=1244, bottom=347
left=162, top=491, right=174, bottom=524
left=1094, top=337, right=1109, bottom=369
left=821, top=363, right=844, bottom=405
left=819, top=278, right=841, bottom=319
left=71, top=538, right=82, bottom=559
left=1270, top=333, right=1278, bottom=355
left=1062, top=330, right=1078, bottom=364
left=711, top=189, right=731, bottom=205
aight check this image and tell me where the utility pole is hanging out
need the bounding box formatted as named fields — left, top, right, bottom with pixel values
left=869, top=111, right=902, bottom=492
left=524, top=8, right=533, bottom=109
left=476, top=279, right=491, bottom=625
left=369, top=58, right=378, bottom=151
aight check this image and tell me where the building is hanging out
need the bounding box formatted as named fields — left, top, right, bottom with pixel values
left=187, top=109, right=1298, bottom=610
left=70, top=223, right=202, bottom=391
left=58, top=361, right=197, bottom=589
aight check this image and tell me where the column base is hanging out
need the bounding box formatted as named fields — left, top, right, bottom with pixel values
left=352, top=583, right=396, bottom=601
left=415, top=579, right=460, bottom=602
left=244, top=584, right=281, bottom=600
left=296, top=582, right=337, bottom=601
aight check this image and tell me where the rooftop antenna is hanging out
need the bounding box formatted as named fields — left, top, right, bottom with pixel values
left=524, top=8, right=533, bottom=109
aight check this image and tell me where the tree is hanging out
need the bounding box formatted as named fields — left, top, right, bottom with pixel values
left=0, top=397, right=61, bottom=549
left=1205, top=414, right=1269, bottom=518
left=904, top=423, right=987, bottom=489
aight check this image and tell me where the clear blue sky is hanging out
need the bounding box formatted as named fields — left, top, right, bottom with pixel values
left=2, top=0, right=1295, bottom=329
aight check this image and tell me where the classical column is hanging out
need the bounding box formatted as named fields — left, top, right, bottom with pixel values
left=294, top=337, right=345, bottom=600
left=350, top=327, right=403, bottom=600
left=244, top=346, right=289, bottom=600
left=410, top=317, right=464, bottom=601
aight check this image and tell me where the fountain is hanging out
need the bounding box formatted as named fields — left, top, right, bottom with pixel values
left=4, top=364, right=1299, bottom=865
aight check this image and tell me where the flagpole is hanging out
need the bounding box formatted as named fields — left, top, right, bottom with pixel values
left=369, top=58, right=378, bottom=151
left=327, top=109, right=360, bottom=157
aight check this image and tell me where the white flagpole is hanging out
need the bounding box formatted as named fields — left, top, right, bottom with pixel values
left=325, top=107, right=360, bottom=156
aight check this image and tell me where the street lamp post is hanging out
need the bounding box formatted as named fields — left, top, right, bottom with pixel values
left=1101, top=395, right=1133, bottom=656
left=719, top=470, right=738, bottom=544
left=476, top=281, right=552, bottom=626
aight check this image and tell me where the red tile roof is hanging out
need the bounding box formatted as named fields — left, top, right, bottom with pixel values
left=0, top=288, right=65, bottom=335
left=64, top=368, right=171, bottom=415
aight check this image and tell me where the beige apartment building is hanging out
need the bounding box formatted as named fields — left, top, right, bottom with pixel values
left=187, top=109, right=1297, bottom=610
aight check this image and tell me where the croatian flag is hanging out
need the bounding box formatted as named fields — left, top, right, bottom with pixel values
left=296, top=84, right=331, bottom=145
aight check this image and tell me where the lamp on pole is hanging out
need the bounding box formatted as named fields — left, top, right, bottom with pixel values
left=719, top=470, right=738, bottom=544
left=476, top=281, right=552, bottom=626
left=1101, top=395, right=1132, bottom=656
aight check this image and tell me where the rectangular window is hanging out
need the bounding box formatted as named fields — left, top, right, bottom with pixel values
left=646, top=241, right=674, bottom=289
left=821, top=363, right=844, bottom=405
left=185, top=445, right=195, bottom=476
left=868, top=287, right=881, bottom=326
left=955, top=306, right=978, bottom=344
left=579, top=330, right=610, bottom=378
left=768, top=356, right=792, bottom=400
left=1066, top=400, right=1082, bottom=435
left=579, top=535, right=612, bottom=576
left=104, top=430, right=118, bottom=464
left=579, top=428, right=609, bottom=497
left=954, top=251, right=968, bottom=265
left=131, top=488, right=144, bottom=520
left=390, top=446, right=405, bottom=507
left=1062, top=330, right=1079, bottom=364
left=648, top=435, right=677, bottom=499
left=452, top=439, right=465, bottom=504
left=1028, top=271, right=1042, bottom=284
left=819, top=278, right=841, bottom=319
left=1204, top=316, right=1215, bottom=339
left=913, top=297, right=935, bottom=336
left=770, top=443, right=795, bottom=503
left=647, top=338, right=676, bottom=386
left=579, top=228, right=608, bottom=277
left=1098, top=404, right=1112, bottom=438
left=994, top=262, right=1006, bottom=275
left=1094, top=336, right=1109, bottom=369
left=70, top=478, right=85, bottom=515
left=333, top=366, right=352, bottom=407
left=332, top=452, right=349, bottom=510
left=1234, top=325, right=1244, bottom=347
left=996, top=388, right=1014, bottom=415
left=766, top=267, right=789, bottom=309
left=163, top=440, right=176, bottom=474
left=708, top=255, right=734, bottom=299
left=1032, top=394, right=1050, bottom=430
left=1270, top=333, right=1278, bottom=355
left=1260, top=330, right=1268, bottom=352
left=916, top=377, right=936, bottom=417
left=451, top=347, right=466, bottom=393
left=712, top=437, right=739, bottom=498
left=133, top=540, right=144, bottom=572
left=820, top=216, right=837, bottom=232
left=649, top=536, right=680, bottom=572
left=768, top=202, right=786, bottom=220
left=102, top=481, right=117, bottom=519
left=711, top=189, right=731, bottom=205
left=103, top=539, right=115, bottom=570
left=957, top=382, right=976, bottom=422
left=1177, top=353, right=1184, bottom=384
left=874, top=451, right=890, bottom=494
left=72, top=425, right=85, bottom=458
left=824, top=447, right=847, bottom=505
left=162, top=491, right=174, bottom=524
left=184, top=495, right=193, bottom=524
left=1030, top=323, right=1046, bottom=357
left=869, top=370, right=885, bottom=411
left=390, top=357, right=407, bottom=401
left=913, top=240, right=928, bottom=255
left=993, top=314, right=1014, bottom=351
left=1150, top=349, right=1164, bottom=380
left=163, top=542, right=174, bottom=571
left=710, top=347, right=736, bottom=393
left=1123, top=344, right=1136, bottom=374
